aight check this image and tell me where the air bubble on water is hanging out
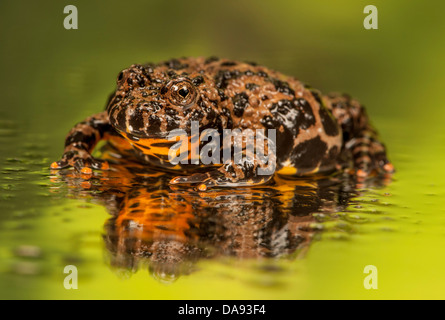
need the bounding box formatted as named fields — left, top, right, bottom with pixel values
left=62, top=254, right=84, bottom=265
left=324, top=232, right=351, bottom=241
left=380, top=226, right=395, bottom=232
left=14, top=245, right=42, bottom=258
left=1, top=193, right=15, bottom=200
left=344, top=214, right=369, bottom=224
left=12, top=261, right=40, bottom=275
left=1, top=166, right=29, bottom=173
left=5, top=158, right=24, bottom=163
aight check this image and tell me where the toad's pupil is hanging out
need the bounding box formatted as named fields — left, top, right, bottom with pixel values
left=178, top=88, right=189, bottom=98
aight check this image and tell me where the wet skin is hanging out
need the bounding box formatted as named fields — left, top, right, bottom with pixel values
left=51, top=57, right=394, bottom=190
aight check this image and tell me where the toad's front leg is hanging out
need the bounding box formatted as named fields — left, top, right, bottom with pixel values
left=170, top=130, right=276, bottom=190
left=51, top=111, right=111, bottom=174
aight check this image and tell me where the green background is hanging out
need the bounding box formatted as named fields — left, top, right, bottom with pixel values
left=1, top=0, right=445, bottom=299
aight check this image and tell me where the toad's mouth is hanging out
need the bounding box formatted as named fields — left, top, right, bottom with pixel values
left=114, top=124, right=196, bottom=141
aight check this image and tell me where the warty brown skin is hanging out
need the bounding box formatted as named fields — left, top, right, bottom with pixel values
left=52, top=57, right=393, bottom=189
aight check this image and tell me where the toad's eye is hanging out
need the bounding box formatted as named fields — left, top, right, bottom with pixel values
left=164, top=79, right=197, bottom=108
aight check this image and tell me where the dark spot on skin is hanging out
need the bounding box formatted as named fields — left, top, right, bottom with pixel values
left=116, top=110, right=128, bottom=132
left=268, top=98, right=317, bottom=153
left=118, top=72, right=124, bottom=81
left=166, top=117, right=180, bottom=131
left=153, top=153, right=171, bottom=161
left=183, top=107, right=192, bottom=117
left=221, top=107, right=233, bottom=129
left=165, top=107, right=179, bottom=117
left=129, top=190, right=141, bottom=198
left=269, top=100, right=301, bottom=135
left=190, top=109, right=204, bottom=122
left=311, top=90, right=323, bottom=105
left=167, top=70, right=177, bottom=78
left=353, top=150, right=369, bottom=159
left=165, top=108, right=181, bottom=130
left=270, top=99, right=293, bottom=116
left=275, top=125, right=294, bottom=164
left=232, top=92, right=249, bottom=117
left=261, top=115, right=279, bottom=129
left=147, top=115, right=161, bottom=134
left=150, top=141, right=176, bottom=148
left=320, top=146, right=340, bottom=170
left=191, top=75, right=204, bottom=86
left=206, top=108, right=217, bottom=123
left=63, top=150, right=77, bottom=160
left=245, top=61, right=258, bottom=66
left=149, top=101, right=162, bottom=112
left=155, top=225, right=171, bottom=231
left=135, top=74, right=146, bottom=87
left=294, top=98, right=316, bottom=129
left=129, top=108, right=146, bottom=132
left=214, top=69, right=241, bottom=90
left=221, top=61, right=237, bottom=66
left=65, top=131, right=95, bottom=147
left=205, top=56, right=219, bottom=64
left=271, top=78, right=295, bottom=96
left=160, top=86, right=168, bottom=95
left=88, top=118, right=111, bottom=137
left=126, top=133, right=140, bottom=141
left=213, top=113, right=223, bottom=130
left=164, top=59, right=188, bottom=70
left=239, top=159, right=255, bottom=179
left=133, top=143, right=151, bottom=150
left=127, top=77, right=133, bottom=86
left=129, top=202, right=140, bottom=208
left=142, top=64, right=155, bottom=74
left=218, top=89, right=228, bottom=101
left=201, top=98, right=215, bottom=111
left=332, top=100, right=346, bottom=110
left=257, top=71, right=268, bottom=77
left=245, top=83, right=259, bottom=91
left=291, top=136, right=328, bottom=173
left=319, top=107, right=340, bottom=136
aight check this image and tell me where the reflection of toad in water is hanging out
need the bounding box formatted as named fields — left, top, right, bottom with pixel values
left=52, top=144, right=390, bottom=283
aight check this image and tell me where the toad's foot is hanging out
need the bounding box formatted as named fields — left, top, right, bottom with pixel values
left=50, top=148, right=109, bottom=175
